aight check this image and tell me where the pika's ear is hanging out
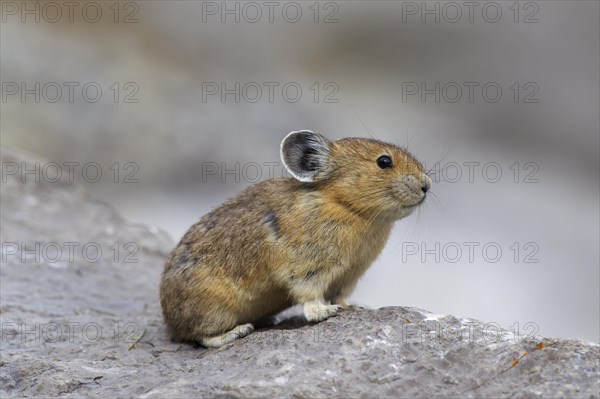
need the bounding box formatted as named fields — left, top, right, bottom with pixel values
left=280, top=130, right=331, bottom=182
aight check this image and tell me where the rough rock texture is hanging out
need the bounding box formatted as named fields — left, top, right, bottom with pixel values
left=1, top=147, right=599, bottom=398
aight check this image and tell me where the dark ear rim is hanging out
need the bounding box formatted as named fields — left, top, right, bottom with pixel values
left=280, top=130, right=330, bottom=182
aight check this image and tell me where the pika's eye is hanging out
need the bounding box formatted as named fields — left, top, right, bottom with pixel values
left=376, top=155, right=393, bottom=169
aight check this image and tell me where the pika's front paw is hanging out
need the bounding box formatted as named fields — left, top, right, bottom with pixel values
left=335, top=300, right=366, bottom=310
left=303, top=301, right=342, bottom=322
left=234, top=323, right=255, bottom=338
left=334, top=299, right=365, bottom=310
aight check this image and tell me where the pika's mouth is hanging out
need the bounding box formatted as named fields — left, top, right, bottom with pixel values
left=397, top=174, right=430, bottom=209
left=400, top=193, right=427, bottom=209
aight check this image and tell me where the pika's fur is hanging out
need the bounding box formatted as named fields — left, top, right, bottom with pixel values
left=160, top=130, right=431, bottom=347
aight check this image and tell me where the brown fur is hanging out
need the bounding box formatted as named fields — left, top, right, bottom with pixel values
left=159, top=132, right=430, bottom=346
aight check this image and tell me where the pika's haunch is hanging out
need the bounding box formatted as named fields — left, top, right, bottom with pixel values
left=160, top=130, right=431, bottom=347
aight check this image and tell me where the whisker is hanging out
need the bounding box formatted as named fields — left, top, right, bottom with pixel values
left=435, top=136, right=460, bottom=165
left=353, top=110, right=377, bottom=139
left=427, top=190, right=443, bottom=211
left=407, top=129, right=417, bottom=151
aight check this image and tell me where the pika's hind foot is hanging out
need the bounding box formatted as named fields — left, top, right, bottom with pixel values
left=336, top=300, right=365, bottom=310
left=200, top=323, right=254, bottom=348
left=303, top=301, right=342, bottom=322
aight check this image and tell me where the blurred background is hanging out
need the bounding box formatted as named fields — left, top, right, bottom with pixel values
left=2, top=1, right=598, bottom=341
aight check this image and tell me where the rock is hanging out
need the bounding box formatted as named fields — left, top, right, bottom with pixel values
left=1, top=147, right=598, bottom=398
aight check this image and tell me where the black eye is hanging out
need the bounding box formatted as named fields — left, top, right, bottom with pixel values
left=376, top=155, right=393, bottom=169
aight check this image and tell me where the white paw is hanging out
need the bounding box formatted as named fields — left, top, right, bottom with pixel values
left=200, top=323, right=254, bottom=348
left=304, top=301, right=342, bottom=322
left=233, top=323, right=254, bottom=338
left=335, top=300, right=365, bottom=310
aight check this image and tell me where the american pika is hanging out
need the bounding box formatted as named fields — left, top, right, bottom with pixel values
left=160, top=130, right=431, bottom=347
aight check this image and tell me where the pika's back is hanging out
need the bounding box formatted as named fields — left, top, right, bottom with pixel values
left=164, top=178, right=293, bottom=272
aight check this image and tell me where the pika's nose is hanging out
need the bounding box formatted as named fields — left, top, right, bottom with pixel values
left=421, top=175, right=432, bottom=194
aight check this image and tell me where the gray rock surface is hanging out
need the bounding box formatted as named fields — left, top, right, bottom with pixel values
left=1, top=147, right=599, bottom=398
